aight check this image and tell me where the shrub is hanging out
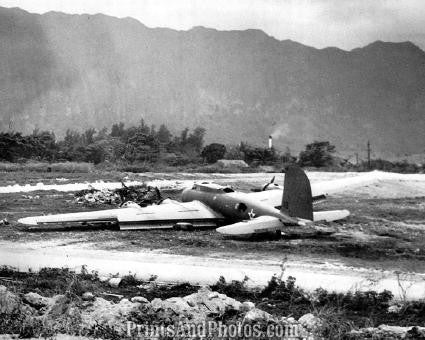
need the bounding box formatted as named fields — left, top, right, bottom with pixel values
left=201, top=143, right=227, bottom=164
left=210, top=276, right=255, bottom=301
left=298, top=141, right=336, bottom=167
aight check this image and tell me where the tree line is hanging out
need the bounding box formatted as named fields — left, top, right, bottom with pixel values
left=0, top=120, right=295, bottom=166
left=0, top=120, right=206, bottom=165
left=0, top=122, right=422, bottom=173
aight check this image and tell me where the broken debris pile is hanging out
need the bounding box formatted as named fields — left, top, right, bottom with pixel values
left=74, top=183, right=162, bottom=206
left=0, top=284, right=320, bottom=339
left=74, top=187, right=121, bottom=205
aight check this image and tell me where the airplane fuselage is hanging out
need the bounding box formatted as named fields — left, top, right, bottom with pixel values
left=181, top=187, right=294, bottom=223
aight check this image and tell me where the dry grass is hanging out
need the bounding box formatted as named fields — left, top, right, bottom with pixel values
left=0, top=161, right=94, bottom=173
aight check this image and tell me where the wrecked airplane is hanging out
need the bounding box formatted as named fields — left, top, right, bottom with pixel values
left=18, top=166, right=350, bottom=237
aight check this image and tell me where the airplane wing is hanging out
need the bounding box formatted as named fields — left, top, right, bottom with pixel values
left=216, top=209, right=350, bottom=237
left=313, top=209, right=350, bottom=222
left=247, top=172, right=380, bottom=208
left=216, top=216, right=284, bottom=236
left=18, top=199, right=223, bottom=230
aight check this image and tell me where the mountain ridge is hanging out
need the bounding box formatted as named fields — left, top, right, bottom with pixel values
left=1, top=6, right=424, bottom=158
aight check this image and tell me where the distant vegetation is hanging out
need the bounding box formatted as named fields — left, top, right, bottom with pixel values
left=0, top=120, right=287, bottom=171
left=0, top=122, right=423, bottom=173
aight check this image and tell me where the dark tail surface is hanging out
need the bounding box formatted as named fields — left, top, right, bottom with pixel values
left=281, top=165, right=313, bottom=220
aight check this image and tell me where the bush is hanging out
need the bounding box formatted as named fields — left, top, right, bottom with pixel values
left=210, top=276, right=255, bottom=301
left=298, top=141, right=336, bottom=167
left=201, top=143, right=227, bottom=164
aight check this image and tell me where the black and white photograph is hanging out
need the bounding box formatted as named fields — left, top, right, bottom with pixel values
left=0, top=1, right=424, bottom=339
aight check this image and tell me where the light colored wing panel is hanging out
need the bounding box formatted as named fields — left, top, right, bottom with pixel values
left=117, top=200, right=223, bottom=230
left=216, top=215, right=283, bottom=237
left=313, top=209, right=350, bottom=222
left=18, top=208, right=123, bottom=226
left=18, top=200, right=223, bottom=230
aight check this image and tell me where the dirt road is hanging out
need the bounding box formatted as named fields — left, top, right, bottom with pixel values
left=0, top=239, right=424, bottom=300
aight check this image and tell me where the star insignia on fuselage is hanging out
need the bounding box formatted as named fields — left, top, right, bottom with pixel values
left=248, top=209, right=256, bottom=219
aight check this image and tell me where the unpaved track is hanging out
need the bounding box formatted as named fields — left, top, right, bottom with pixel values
left=0, top=240, right=424, bottom=300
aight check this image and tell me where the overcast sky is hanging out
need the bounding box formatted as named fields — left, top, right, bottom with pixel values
left=1, top=0, right=425, bottom=50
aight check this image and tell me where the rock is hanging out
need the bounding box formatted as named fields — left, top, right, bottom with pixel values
left=240, top=301, right=255, bottom=312
left=183, top=287, right=241, bottom=315
left=166, top=297, right=192, bottom=312
left=23, top=292, right=50, bottom=308
left=108, top=277, right=122, bottom=287
left=137, top=282, right=157, bottom=292
left=298, top=313, right=322, bottom=332
left=131, top=296, right=149, bottom=304
left=80, top=297, right=140, bottom=334
left=350, top=325, right=425, bottom=339
left=44, top=295, right=70, bottom=317
left=151, top=297, right=192, bottom=315
left=41, top=294, right=83, bottom=333
left=208, top=292, right=219, bottom=299
left=0, top=285, right=24, bottom=314
left=378, top=325, right=422, bottom=337
left=142, top=289, right=246, bottom=324
left=82, top=292, right=95, bottom=301
left=244, top=308, right=275, bottom=323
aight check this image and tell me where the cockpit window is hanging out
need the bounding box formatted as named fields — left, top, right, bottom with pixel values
left=223, top=187, right=234, bottom=193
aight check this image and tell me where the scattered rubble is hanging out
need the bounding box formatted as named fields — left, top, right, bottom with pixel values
left=73, top=183, right=162, bottom=206
left=1, top=283, right=425, bottom=340
left=240, top=300, right=255, bottom=311
left=350, top=325, right=425, bottom=339
left=298, top=313, right=323, bottom=333
left=74, top=187, right=120, bottom=205
left=244, top=308, right=275, bottom=323
left=81, top=292, right=95, bottom=301
left=130, top=296, right=149, bottom=304
left=0, top=285, right=23, bottom=314
left=107, top=277, right=122, bottom=288
left=23, top=292, right=50, bottom=309
left=80, top=296, right=140, bottom=333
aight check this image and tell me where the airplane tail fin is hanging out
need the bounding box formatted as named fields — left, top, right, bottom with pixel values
left=281, top=165, right=313, bottom=220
